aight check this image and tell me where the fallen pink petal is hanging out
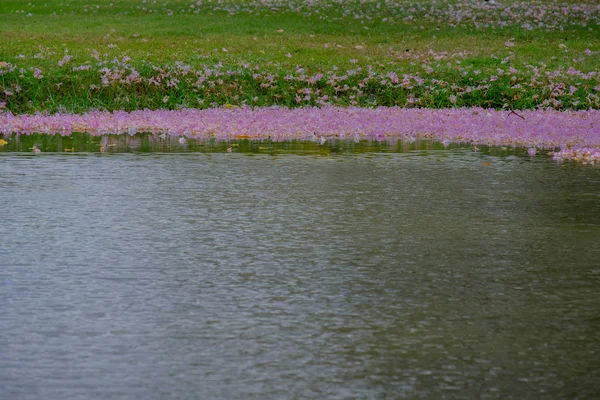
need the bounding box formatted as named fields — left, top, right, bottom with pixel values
left=2, top=107, right=599, bottom=162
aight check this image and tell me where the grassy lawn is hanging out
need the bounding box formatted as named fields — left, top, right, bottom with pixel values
left=1, top=0, right=599, bottom=113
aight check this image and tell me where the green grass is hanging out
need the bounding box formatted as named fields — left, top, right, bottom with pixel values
left=1, top=0, right=599, bottom=113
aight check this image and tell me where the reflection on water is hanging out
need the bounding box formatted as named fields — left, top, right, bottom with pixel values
left=0, top=132, right=539, bottom=157
left=1, top=148, right=599, bottom=400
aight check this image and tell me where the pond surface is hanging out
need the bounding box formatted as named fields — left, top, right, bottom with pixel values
left=1, top=147, right=599, bottom=399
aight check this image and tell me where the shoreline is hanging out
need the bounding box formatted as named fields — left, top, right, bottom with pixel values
left=2, top=106, right=599, bottom=163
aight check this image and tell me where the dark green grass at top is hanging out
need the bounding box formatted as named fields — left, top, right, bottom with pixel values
left=2, top=6, right=597, bottom=63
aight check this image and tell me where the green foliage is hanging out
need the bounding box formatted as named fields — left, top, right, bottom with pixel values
left=1, top=0, right=599, bottom=113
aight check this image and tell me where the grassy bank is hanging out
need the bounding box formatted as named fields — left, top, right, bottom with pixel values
left=1, top=0, right=599, bottom=113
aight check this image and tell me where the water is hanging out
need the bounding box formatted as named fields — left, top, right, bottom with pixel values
left=1, top=145, right=600, bottom=399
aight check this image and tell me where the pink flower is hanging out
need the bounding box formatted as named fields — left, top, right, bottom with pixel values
left=58, top=54, right=72, bottom=67
left=528, top=148, right=536, bottom=157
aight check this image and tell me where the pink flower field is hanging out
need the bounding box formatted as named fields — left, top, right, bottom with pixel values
left=1, top=0, right=599, bottom=163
